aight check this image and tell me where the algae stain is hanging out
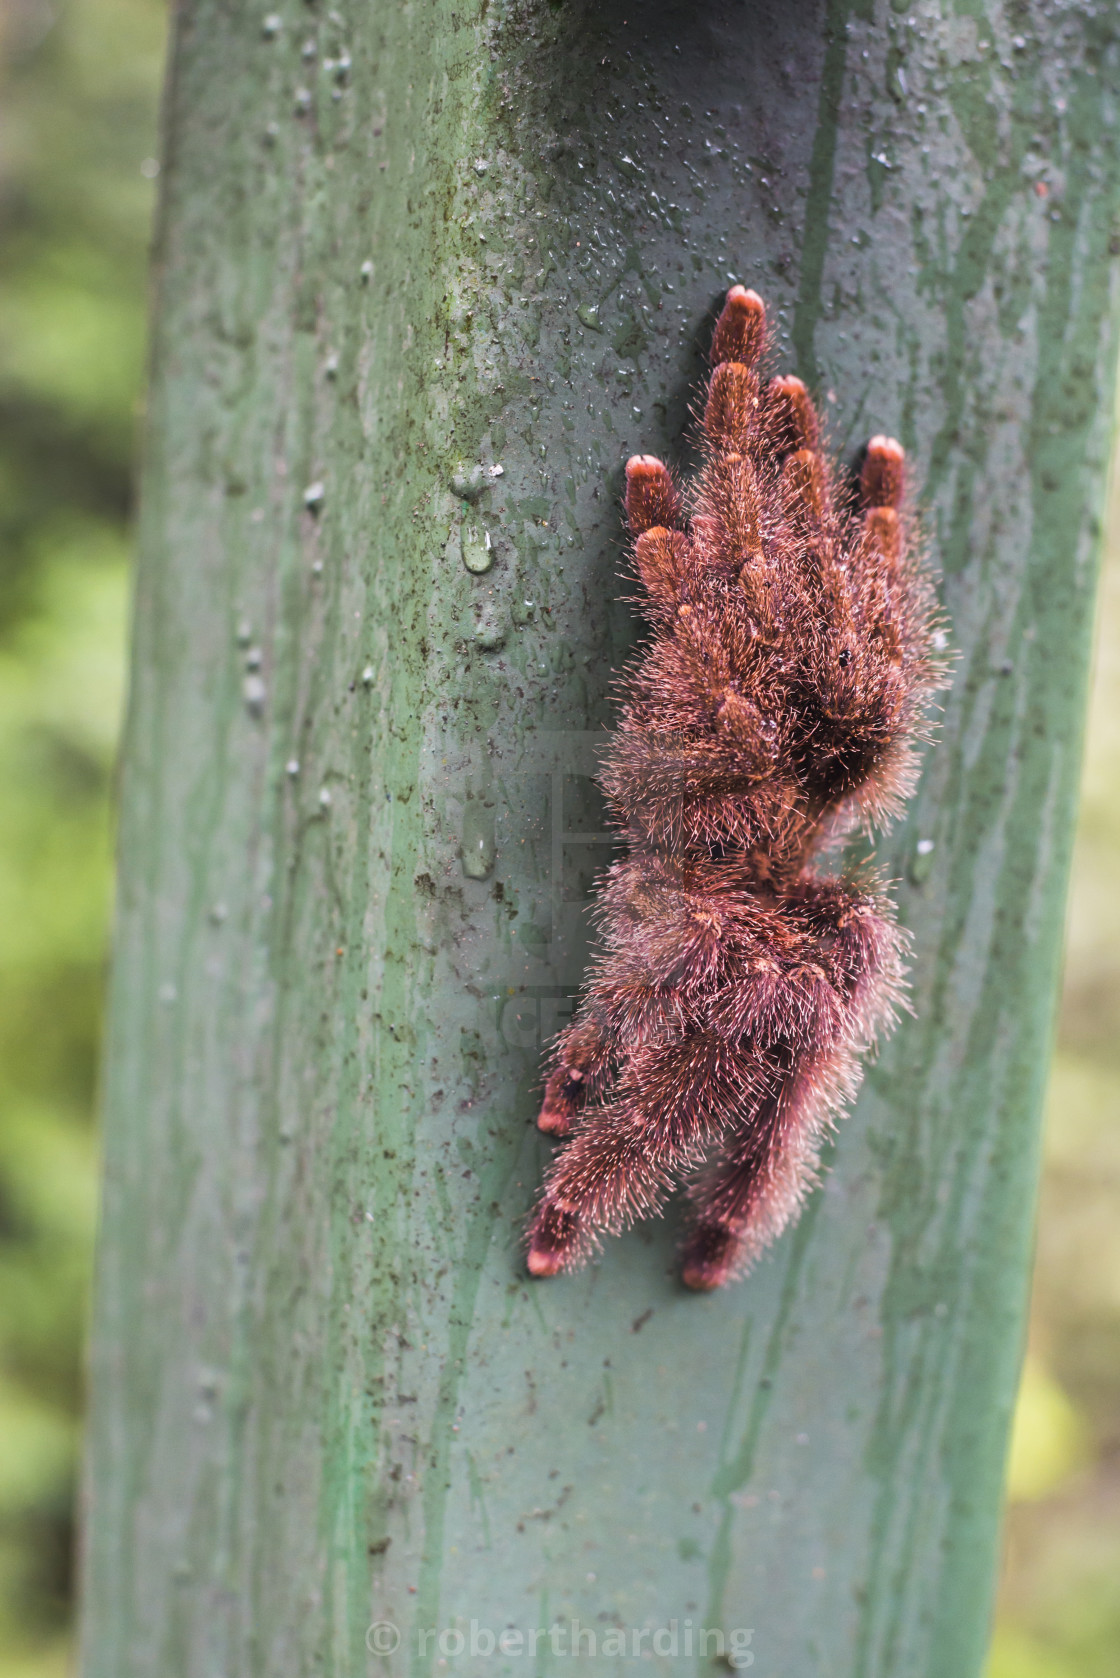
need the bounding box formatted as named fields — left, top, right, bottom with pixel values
left=460, top=797, right=496, bottom=878
left=792, top=0, right=862, bottom=389
left=318, top=525, right=432, bottom=1669
left=701, top=1202, right=821, bottom=1644
left=611, top=307, right=648, bottom=361
left=466, top=1448, right=493, bottom=1549
left=410, top=1134, right=526, bottom=1674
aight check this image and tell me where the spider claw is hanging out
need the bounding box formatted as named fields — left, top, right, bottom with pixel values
left=537, top=1107, right=574, bottom=1138
left=680, top=1222, right=738, bottom=1291
left=711, top=285, right=766, bottom=369
left=526, top=1199, right=581, bottom=1277
left=860, top=435, right=905, bottom=509
left=537, top=1066, right=583, bottom=1136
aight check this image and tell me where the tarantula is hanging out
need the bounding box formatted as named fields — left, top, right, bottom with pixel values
left=525, top=283, right=942, bottom=1290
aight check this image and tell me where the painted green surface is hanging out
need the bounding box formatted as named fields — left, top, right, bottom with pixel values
left=79, top=2, right=1120, bottom=1676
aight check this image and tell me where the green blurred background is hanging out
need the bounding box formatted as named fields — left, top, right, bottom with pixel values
left=0, top=1, right=163, bottom=1672
left=0, top=4, right=1115, bottom=1675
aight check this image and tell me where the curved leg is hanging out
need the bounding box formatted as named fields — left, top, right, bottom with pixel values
left=527, top=1032, right=772, bottom=1277
left=680, top=877, right=903, bottom=1289
left=536, top=1004, right=617, bottom=1138
left=679, top=1041, right=856, bottom=1290
left=625, top=454, right=684, bottom=535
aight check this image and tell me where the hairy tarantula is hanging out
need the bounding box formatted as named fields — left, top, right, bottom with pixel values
left=525, top=284, right=942, bottom=1290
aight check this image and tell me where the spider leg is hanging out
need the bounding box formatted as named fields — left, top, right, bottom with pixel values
left=536, top=1005, right=616, bottom=1138
left=702, top=287, right=767, bottom=456
left=623, top=453, right=699, bottom=623
left=625, top=454, right=685, bottom=535
left=766, top=373, right=820, bottom=454
left=855, top=432, right=906, bottom=577
left=711, top=284, right=767, bottom=370
left=680, top=877, right=903, bottom=1288
left=679, top=1040, right=854, bottom=1290
left=762, top=427, right=924, bottom=826
left=526, top=1031, right=770, bottom=1277
left=630, top=524, right=695, bottom=620
left=860, top=433, right=905, bottom=510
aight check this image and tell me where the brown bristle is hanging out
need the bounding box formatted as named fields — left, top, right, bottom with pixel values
left=781, top=447, right=827, bottom=520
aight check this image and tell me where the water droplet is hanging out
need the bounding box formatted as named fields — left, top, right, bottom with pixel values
left=294, top=87, right=312, bottom=114
left=324, top=351, right=339, bottom=378
left=236, top=619, right=252, bottom=646
left=450, top=463, right=485, bottom=502
left=460, top=801, right=496, bottom=879
left=577, top=304, right=602, bottom=331
left=319, top=787, right=333, bottom=810
left=262, top=13, right=282, bottom=39
left=362, top=665, right=375, bottom=685
left=910, top=839, right=935, bottom=886
left=474, top=158, right=490, bottom=175
left=360, top=259, right=373, bottom=282
left=473, top=609, right=506, bottom=652
left=209, top=901, right=228, bottom=925
left=245, top=645, right=263, bottom=670
left=243, top=674, right=267, bottom=715
left=304, top=480, right=325, bottom=509
left=461, top=522, right=494, bottom=575
left=286, top=759, right=300, bottom=777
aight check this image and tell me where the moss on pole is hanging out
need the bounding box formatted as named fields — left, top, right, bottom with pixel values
left=81, top=2, right=1120, bottom=1674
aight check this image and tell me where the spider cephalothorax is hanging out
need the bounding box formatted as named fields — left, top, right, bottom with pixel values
left=525, top=284, right=943, bottom=1290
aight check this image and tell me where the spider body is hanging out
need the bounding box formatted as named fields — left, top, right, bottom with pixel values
left=527, top=285, right=941, bottom=1289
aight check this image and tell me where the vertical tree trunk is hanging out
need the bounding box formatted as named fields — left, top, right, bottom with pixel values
left=80, top=2, right=1120, bottom=1675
